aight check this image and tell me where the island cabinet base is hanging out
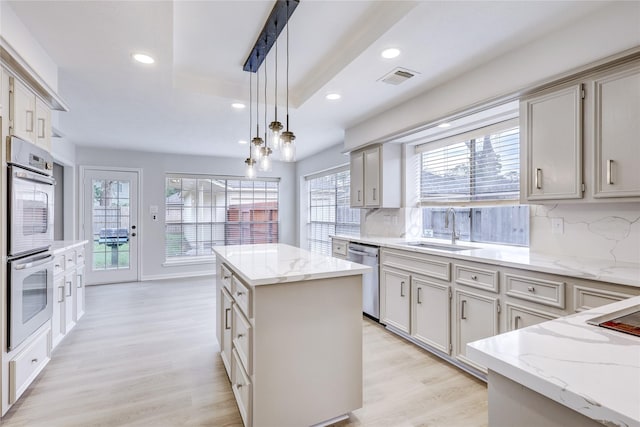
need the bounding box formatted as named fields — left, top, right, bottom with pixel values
left=488, top=371, right=604, bottom=427
left=216, top=258, right=364, bottom=427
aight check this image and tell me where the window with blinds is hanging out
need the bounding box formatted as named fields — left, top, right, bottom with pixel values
left=165, top=175, right=278, bottom=261
left=418, top=119, right=520, bottom=203
left=307, top=167, right=360, bottom=255
left=416, top=118, right=529, bottom=246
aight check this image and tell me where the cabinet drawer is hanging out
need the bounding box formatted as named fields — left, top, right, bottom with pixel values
left=232, top=276, right=252, bottom=318
left=232, top=304, right=253, bottom=375
left=505, top=273, right=565, bottom=309
left=220, top=264, right=233, bottom=292
left=9, top=327, right=51, bottom=404
left=231, top=348, right=252, bottom=427
left=454, top=264, right=499, bottom=293
left=573, top=286, right=633, bottom=312
left=53, top=254, right=65, bottom=276
left=76, top=248, right=85, bottom=266
left=332, top=239, right=348, bottom=257
left=65, top=250, right=76, bottom=269
left=505, top=303, right=557, bottom=332
left=382, top=249, right=450, bottom=281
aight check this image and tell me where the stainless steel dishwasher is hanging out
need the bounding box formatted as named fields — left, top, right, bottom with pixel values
left=347, top=242, right=379, bottom=320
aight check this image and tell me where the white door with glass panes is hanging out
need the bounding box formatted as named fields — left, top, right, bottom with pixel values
left=82, top=168, right=139, bottom=284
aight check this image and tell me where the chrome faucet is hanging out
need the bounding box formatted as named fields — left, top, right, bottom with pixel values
left=444, top=207, right=458, bottom=244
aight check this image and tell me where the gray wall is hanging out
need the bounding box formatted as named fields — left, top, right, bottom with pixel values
left=76, top=147, right=296, bottom=281
left=295, top=143, right=350, bottom=248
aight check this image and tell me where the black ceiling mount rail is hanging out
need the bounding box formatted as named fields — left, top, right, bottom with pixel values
left=243, top=0, right=299, bottom=73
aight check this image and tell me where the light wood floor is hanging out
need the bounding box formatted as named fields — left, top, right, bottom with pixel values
left=2, top=277, right=487, bottom=427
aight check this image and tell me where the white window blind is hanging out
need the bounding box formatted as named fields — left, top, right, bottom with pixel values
left=307, top=166, right=360, bottom=255
left=417, top=118, right=520, bottom=204
left=165, top=175, right=278, bottom=261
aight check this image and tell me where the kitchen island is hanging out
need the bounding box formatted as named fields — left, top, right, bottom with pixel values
left=467, top=296, right=640, bottom=427
left=213, top=243, right=371, bottom=427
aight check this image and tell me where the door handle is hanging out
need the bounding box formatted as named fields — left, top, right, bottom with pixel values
left=26, top=110, right=34, bottom=132
left=535, top=168, right=542, bottom=190
left=606, top=159, right=613, bottom=185
left=58, top=286, right=65, bottom=303
left=461, top=300, right=467, bottom=320
left=224, top=308, right=231, bottom=330
left=357, top=190, right=361, bottom=202
left=14, top=254, right=54, bottom=270
left=66, top=281, right=73, bottom=297
left=514, top=315, right=522, bottom=330
left=38, top=118, right=46, bottom=138
left=400, top=281, right=405, bottom=297
left=77, top=274, right=83, bottom=288
left=417, top=287, right=422, bottom=304
left=372, top=188, right=377, bottom=201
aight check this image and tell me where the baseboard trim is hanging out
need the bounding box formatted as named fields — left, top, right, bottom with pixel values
left=141, top=271, right=215, bottom=282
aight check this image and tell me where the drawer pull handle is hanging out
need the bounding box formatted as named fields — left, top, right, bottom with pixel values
left=223, top=275, right=230, bottom=280
left=237, top=333, right=245, bottom=339
left=461, top=300, right=467, bottom=320
left=66, top=281, right=73, bottom=297
left=224, top=308, right=231, bottom=330
left=31, top=358, right=38, bottom=364
left=527, top=286, right=535, bottom=293
left=55, top=264, right=61, bottom=268
left=607, top=159, right=614, bottom=185
left=417, top=287, right=422, bottom=304
left=515, top=315, right=522, bottom=330
left=470, top=275, right=478, bottom=280
left=357, top=190, right=361, bottom=202
left=236, top=291, right=245, bottom=297
left=237, top=383, right=243, bottom=389
left=400, top=281, right=405, bottom=297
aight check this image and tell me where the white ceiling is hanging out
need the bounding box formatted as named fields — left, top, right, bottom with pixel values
left=8, top=0, right=609, bottom=160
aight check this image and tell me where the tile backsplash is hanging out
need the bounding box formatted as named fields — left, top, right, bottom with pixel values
left=362, top=203, right=640, bottom=264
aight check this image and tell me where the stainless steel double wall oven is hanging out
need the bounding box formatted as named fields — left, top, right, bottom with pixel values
left=6, top=136, right=55, bottom=351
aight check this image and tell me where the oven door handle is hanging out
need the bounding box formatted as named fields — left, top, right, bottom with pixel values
left=14, top=254, right=54, bottom=270
left=13, top=170, right=55, bottom=186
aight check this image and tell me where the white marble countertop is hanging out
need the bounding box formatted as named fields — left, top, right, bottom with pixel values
left=331, top=234, right=640, bottom=288
left=467, top=296, right=640, bottom=427
left=213, top=243, right=371, bottom=286
left=51, top=240, right=89, bottom=255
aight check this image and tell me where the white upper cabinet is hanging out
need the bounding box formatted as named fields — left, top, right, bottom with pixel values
left=521, top=84, right=584, bottom=201
left=35, top=97, right=52, bottom=152
left=350, top=144, right=401, bottom=208
left=592, top=63, right=640, bottom=198
left=350, top=151, right=365, bottom=207
left=10, top=76, right=37, bottom=143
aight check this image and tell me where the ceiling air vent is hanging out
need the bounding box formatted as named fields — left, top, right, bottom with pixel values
left=378, top=67, right=418, bottom=85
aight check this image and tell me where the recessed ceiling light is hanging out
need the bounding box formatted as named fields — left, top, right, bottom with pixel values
left=231, top=103, right=246, bottom=109
left=381, top=48, right=401, bottom=59
left=437, top=123, right=451, bottom=128
left=326, top=93, right=341, bottom=101
left=238, top=140, right=248, bottom=145
left=132, top=53, right=155, bottom=64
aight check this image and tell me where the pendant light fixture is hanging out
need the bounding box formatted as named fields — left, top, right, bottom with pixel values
left=245, top=71, right=257, bottom=178
left=259, top=43, right=273, bottom=172
left=280, top=4, right=296, bottom=163
left=252, top=53, right=264, bottom=161
left=268, top=26, right=283, bottom=151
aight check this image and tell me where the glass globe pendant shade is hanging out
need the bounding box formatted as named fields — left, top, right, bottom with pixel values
left=259, top=147, right=273, bottom=172
left=268, top=121, right=283, bottom=150
left=245, top=157, right=256, bottom=179
left=251, top=136, right=264, bottom=160
left=280, top=131, right=296, bottom=162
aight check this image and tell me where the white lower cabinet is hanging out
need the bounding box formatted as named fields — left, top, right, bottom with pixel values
left=505, top=302, right=557, bottom=331
left=8, top=327, right=51, bottom=405
left=51, top=276, right=65, bottom=348
left=380, top=267, right=411, bottom=333
left=231, top=348, right=253, bottom=427
left=454, top=289, right=499, bottom=373
left=220, top=287, right=234, bottom=378
left=411, top=276, right=451, bottom=354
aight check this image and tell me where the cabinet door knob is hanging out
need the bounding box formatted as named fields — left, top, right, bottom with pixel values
left=527, top=286, right=535, bottom=293
left=515, top=315, right=522, bottom=330
left=236, top=291, right=245, bottom=297
left=237, top=333, right=245, bottom=339
left=470, top=275, right=478, bottom=280
left=31, top=358, right=38, bottom=364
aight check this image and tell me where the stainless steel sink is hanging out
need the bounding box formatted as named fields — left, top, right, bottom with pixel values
left=405, top=242, right=477, bottom=252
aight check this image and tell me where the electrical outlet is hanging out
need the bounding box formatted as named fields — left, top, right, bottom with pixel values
left=551, top=218, right=564, bottom=235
